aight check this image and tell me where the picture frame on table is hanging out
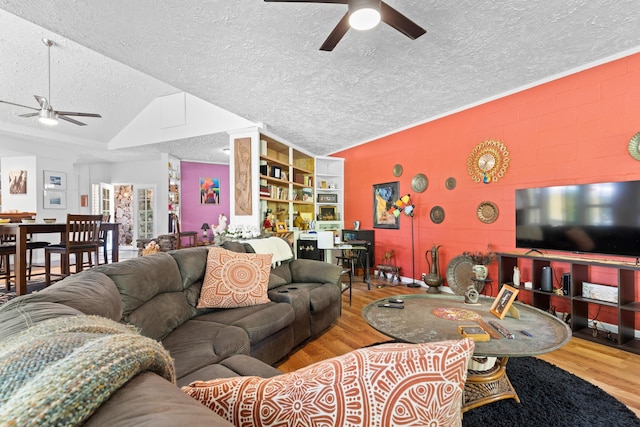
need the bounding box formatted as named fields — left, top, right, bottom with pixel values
left=43, top=170, right=67, bottom=190
left=490, top=284, right=519, bottom=319
left=275, top=221, right=287, bottom=232
left=44, top=190, right=67, bottom=209
left=373, top=181, right=399, bottom=229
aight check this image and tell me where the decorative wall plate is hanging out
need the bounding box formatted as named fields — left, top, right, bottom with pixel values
left=445, top=255, right=476, bottom=296
left=628, top=132, right=640, bottom=161
left=393, top=164, right=403, bottom=177
left=430, top=206, right=445, bottom=224
left=467, top=139, right=510, bottom=183
left=477, top=201, right=499, bottom=224
left=445, top=177, right=456, bottom=190
left=411, top=173, right=428, bottom=192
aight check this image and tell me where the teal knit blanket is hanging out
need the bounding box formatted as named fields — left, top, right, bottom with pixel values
left=0, top=315, right=175, bottom=426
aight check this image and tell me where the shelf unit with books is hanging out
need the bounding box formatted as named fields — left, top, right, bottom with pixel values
left=315, top=156, right=344, bottom=236
left=259, top=134, right=315, bottom=230
left=497, top=251, right=640, bottom=355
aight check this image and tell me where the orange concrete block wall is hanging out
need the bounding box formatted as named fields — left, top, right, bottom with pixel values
left=334, top=52, right=640, bottom=325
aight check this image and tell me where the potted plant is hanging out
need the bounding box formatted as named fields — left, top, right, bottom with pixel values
left=463, top=245, right=496, bottom=280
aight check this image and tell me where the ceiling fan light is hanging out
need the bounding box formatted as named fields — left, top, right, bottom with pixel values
left=348, top=0, right=381, bottom=31
left=38, top=109, right=58, bottom=126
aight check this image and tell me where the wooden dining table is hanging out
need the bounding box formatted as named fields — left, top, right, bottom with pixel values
left=0, top=222, right=120, bottom=296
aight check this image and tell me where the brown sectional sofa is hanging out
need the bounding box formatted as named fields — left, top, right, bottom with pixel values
left=0, top=245, right=343, bottom=426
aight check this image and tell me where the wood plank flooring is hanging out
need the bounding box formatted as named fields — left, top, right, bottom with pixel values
left=276, top=277, right=640, bottom=418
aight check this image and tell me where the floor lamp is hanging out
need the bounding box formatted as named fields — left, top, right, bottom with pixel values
left=392, top=194, right=420, bottom=287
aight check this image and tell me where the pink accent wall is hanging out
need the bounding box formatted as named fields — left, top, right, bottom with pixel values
left=333, top=52, right=640, bottom=324
left=180, top=161, right=230, bottom=237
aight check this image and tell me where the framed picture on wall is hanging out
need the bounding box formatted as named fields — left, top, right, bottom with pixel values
left=43, top=170, right=67, bottom=190
left=200, top=177, right=220, bottom=205
left=373, top=181, right=399, bottom=229
left=44, top=190, right=67, bottom=209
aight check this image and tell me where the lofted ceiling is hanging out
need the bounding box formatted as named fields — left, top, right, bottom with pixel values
left=0, top=1, right=639, bottom=165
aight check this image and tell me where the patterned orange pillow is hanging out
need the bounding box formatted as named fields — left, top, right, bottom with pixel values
left=197, top=247, right=272, bottom=309
left=182, top=338, right=474, bottom=426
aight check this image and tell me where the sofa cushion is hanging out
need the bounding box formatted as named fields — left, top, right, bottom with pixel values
left=169, top=246, right=209, bottom=289
left=176, top=354, right=282, bottom=388
left=0, top=301, right=83, bottom=342
left=289, top=258, right=342, bottom=286
left=34, top=271, right=123, bottom=320
left=95, top=252, right=184, bottom=315
left=162, top=319, right=251, bottom=380
left=195, top=302, right=295, bottom=345
left=85, top=372, right=235, bottom=427
left=197, top=247, right=272, bottom=309
left=127, top=292, right=195, bottom=341
left=269, top=260, right=292, bottom=287
left=182, top=339, right=475, bottom=427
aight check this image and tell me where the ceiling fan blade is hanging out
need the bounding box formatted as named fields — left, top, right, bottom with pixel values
left=380, top=2, right=426, bottom=40
left=34, top=95, right=49, bottom=109
left=58, top=115, right=87, bottom=126
left=18, top=112, right=40, bottom=118
left=57, top=111, right=102, bottom=118
left=0, top=99, right=39, bottom=111
left=320, top=12, right=350, bottom=51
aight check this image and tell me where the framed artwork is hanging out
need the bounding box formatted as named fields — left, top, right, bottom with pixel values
left=44, top=190, right=67, bottom=209
left=317, top=193, right=338, bottom=203
left=200, top=177, right=220, bottom=205
left=8, top=170, right=27, bottom=194
left=490, top=284, right=519, bottom=319
left=319, top=205, right=337, bottom=220
left=44, top=170, right=67, bottom=190
left=275, top=221, right=288, bottom=232
left=234, top=137, right=253, bottom=216
left=373, top=181, right=399, bottom=229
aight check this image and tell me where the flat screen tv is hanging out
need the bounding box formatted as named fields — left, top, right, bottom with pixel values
left=515, top=180, right=640, bottom=257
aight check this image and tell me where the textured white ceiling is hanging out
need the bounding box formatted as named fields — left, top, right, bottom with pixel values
left=1, top=1, right=639, bottom=164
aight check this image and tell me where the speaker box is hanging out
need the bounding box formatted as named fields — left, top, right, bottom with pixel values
left=541, top=266, right=553, bottom=292
left=562, top=273, right=571, bottom=295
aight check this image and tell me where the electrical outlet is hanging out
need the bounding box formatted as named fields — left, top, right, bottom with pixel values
left=421, top=273, right=427, bottom=281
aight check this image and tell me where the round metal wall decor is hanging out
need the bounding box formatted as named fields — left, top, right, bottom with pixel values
left=477, top=201, right=499, bottom=224
left=430, top=206, right=445, bottom=224
left=628, top=132, right=640, bottom=161
left=411, top=173, right=428, bottom=193
left=445, top=177, right=456, bottom=190
left=393, top=164, right=403, bottom=177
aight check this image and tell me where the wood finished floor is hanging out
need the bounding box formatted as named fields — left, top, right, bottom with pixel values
left=275, top=276, right=640, bottom=418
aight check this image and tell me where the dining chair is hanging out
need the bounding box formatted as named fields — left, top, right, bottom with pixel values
left=0, top=235, right=16, bottom=291
left=45, top=214, right=103, bottom=286
left=96, top=214, right=110, bottom=264
left=172, top=213, right=197, bottom=249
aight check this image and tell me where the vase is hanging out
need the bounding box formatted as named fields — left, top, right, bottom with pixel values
left=472, top=264, right=488, bottom=280
left=513, top=266, right=520, bottom=287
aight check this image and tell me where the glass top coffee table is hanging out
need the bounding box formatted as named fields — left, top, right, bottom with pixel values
left=362, top=294, right=571, bottom=411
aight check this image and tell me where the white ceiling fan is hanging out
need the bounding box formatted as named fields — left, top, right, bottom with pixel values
left=0, top=38, right=102, bottom=126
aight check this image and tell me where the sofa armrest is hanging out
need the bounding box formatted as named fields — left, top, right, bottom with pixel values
left=289, top=259, right=342, bottom=285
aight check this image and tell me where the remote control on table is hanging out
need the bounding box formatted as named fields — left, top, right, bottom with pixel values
left=388, top=298, right=404, bottom=304
left=488, top=320, right=514, bottom=339
left=378, top=303, right=405, bottom=309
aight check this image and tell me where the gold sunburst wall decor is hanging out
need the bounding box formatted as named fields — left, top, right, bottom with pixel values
left=467, top=139, right=510, bottom=183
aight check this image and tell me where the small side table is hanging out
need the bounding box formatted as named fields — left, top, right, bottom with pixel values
left=376, top=264, right=401, bottom=284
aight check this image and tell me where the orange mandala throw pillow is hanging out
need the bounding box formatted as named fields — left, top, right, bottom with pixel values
left=197, top=247, right=272, bottom=309
left=182, top=338, right=475, bottom=427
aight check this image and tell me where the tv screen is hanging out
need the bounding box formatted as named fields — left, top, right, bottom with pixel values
left=515, top=180, right=640, bottom=257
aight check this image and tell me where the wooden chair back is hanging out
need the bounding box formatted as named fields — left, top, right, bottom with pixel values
left=65, top=214, right=103, bottom=249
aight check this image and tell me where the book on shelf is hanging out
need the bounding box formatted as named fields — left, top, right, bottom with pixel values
left=302, top=188, right=313, bottom=202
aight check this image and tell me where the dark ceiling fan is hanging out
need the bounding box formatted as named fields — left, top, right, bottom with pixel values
left=0, top=38, right=102, bottom=126
left=264, top=0, right=426, bottom=51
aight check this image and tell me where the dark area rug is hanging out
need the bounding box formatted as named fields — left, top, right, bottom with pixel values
left=463, top=356, right=640, bottom=427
